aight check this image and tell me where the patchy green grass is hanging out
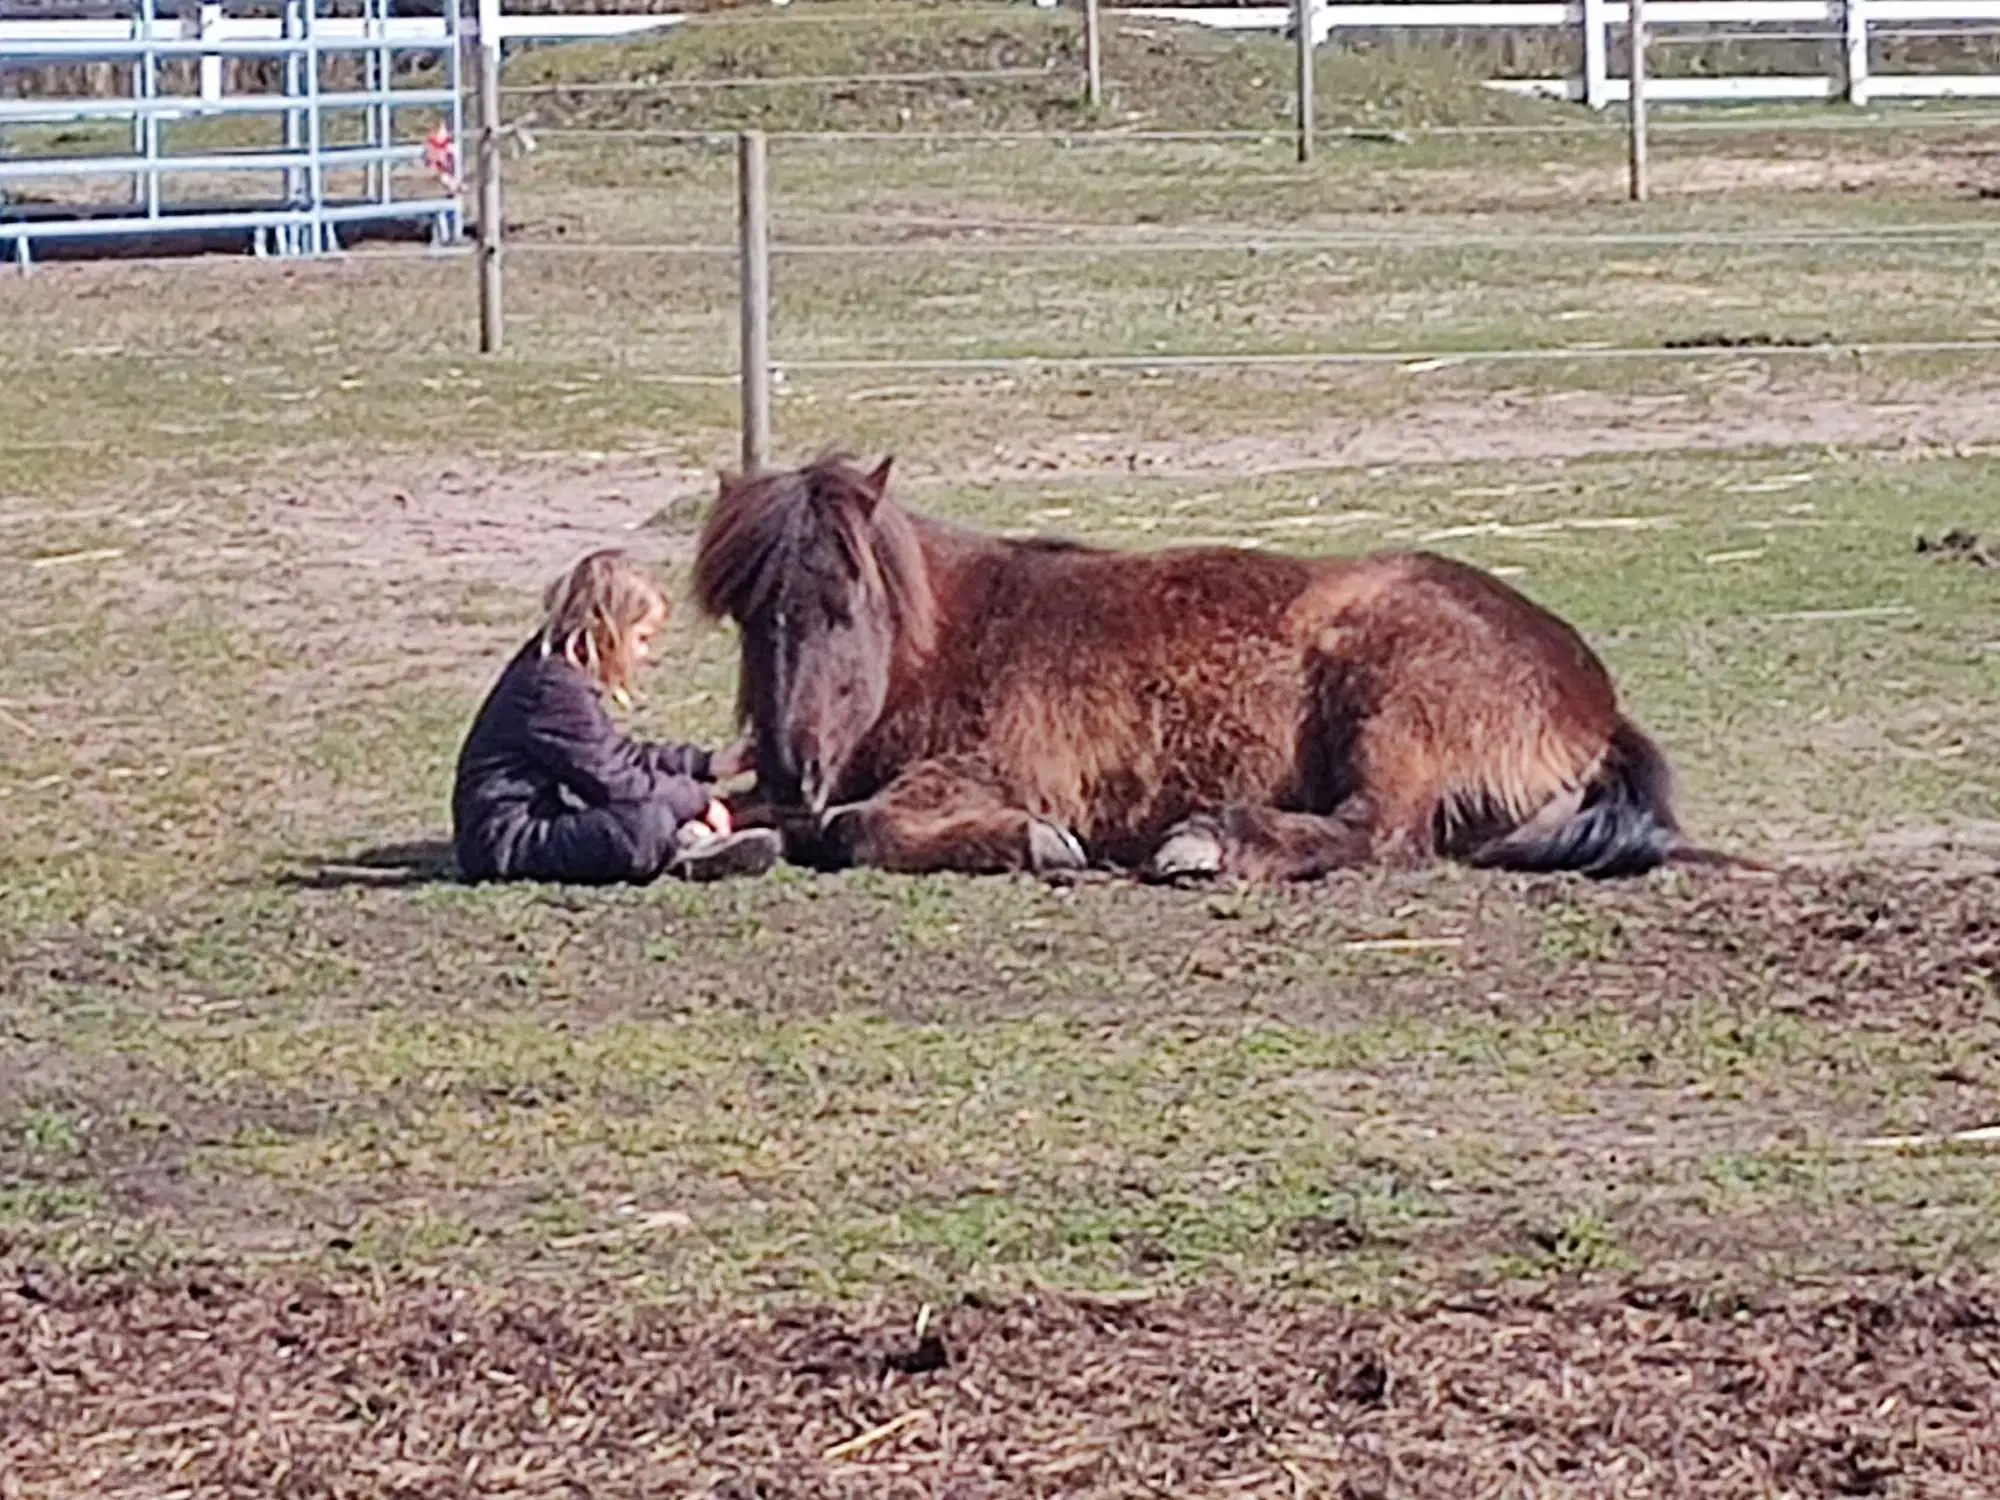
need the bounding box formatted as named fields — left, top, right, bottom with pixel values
left=7, top=854, right=1997, bottom=1298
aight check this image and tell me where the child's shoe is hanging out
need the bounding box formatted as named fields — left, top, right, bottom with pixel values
left=668, top=825, right=782, bottom=882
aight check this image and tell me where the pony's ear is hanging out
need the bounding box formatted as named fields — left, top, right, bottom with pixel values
left=863, top=456, right=895, bottom=505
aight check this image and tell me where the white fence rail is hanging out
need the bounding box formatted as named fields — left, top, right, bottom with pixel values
left=0, top=10, right=680, bottom=113
left=0, top=10, right=684, bottom=52
left=1124, top=0, right=2000, bottom=106
left=10, top=2, right=2000, bottom=113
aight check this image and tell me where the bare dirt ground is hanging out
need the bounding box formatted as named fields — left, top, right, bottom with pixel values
left=7, top=1265, right=2000, bottom=1498
left=219, top=448, right=717, bottom=686
left=969, top=371, right=2000, bottom=482
left=1434, top=143, right=2000, bottom=208
left=215, top=366, right=2000, bottom=599
left=58, top=359, right=1992, bottom=772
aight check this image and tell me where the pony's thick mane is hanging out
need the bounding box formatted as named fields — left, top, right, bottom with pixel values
left=692, top=453, right=938, bottom=656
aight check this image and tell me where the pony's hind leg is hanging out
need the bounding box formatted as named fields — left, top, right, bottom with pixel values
left=1147, top=802, right=1376, bottom=884
left=815, top=756, right=1087, bottom=877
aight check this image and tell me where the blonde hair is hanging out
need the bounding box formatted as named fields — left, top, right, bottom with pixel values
left=539, top=549, right=667, bottom=701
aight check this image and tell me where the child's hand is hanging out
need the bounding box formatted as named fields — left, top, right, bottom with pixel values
left=703, top=799, right=734, bottom=837
left=710, top=733, right=757, bottom=781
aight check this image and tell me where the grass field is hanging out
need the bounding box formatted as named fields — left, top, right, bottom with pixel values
left=3, top=7, right=2000, bottom=1495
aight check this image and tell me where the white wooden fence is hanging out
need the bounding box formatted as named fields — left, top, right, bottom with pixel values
left=0, top=6, right=680, bottom=120
left=1124, top=1, right=2000, bottom=107
left=0, top=7, right=681, bottom=115
left=7, top=1, right=2000, bottom=112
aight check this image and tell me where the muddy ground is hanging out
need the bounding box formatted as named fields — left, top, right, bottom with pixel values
left=7, top=1264, right=2000, bottom=1497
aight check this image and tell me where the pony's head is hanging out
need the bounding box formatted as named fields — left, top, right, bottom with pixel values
left=693, top=453, right=936, bottom=814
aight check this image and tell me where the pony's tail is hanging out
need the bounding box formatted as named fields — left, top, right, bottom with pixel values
left=1469, top=719, right=1681, bottom=880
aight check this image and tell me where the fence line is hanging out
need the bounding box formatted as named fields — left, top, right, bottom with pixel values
left=468, top=151, right=1997, bottom=385
left=2, top=0, right=463, bottom=269
left=660, top=126, right=2000, bottom=460
left=517, top=110, right=2000, bottom=143
left=771, top=338, right=2000, bottom=373
left=523, top=125, right=1428, bottom=142
left=547, top=5, right=1078, bottom=29
left=1131, top=0, right=2000, bottom=108
left=0, top=2, right=1066, bottom=53
left=496, top=222, right=2000, bottom=256
left=1, top=242, right=470, bottom=274
left=1648, top=22, right=2000, bottom=35
left=500, top=66, right=1067, bottom=96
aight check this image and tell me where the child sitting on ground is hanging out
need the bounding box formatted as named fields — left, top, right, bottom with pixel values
left=453, top=548, right=779, bottom=885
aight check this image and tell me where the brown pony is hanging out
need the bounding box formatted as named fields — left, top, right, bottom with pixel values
left=694, top=453, right=1716, bottom=882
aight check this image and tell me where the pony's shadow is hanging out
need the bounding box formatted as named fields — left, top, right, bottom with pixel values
left=277, top=839, right=463, bottom=891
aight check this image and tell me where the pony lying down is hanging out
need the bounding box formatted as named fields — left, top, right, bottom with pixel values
left=694, top=453, right=1752, bottom=883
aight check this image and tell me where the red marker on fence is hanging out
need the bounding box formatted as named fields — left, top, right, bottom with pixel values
left=424, top=123, right=459, bottom=192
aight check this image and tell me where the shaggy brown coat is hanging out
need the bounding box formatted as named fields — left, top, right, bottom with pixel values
left=695, top=455, right=1702, bottom=882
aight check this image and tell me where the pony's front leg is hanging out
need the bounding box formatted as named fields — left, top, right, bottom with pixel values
left=818, top=758, right=1088, bottom=877
left=1147, top=801, right=1377, bottom=884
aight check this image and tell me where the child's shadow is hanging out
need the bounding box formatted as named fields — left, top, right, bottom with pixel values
left=278, top=839, right=463, bottom=891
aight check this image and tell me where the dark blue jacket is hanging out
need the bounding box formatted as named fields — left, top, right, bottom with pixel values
left=453, top=640, right=713, bottom=881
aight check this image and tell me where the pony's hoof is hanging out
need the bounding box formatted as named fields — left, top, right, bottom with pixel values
left=784, top=803, right=855, bottom=871
left=1146, top=824, right=1225, bottom=883
left=1028, top=819, right=1088, bottom=875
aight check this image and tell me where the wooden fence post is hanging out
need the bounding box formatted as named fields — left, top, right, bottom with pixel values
left=1582, top=0, right=1609, bottom=107
left=1294, top=0, right=1315, bottom=164
left=1627, top=0, right=1648, bottom=201
left=1083, top=0, right=1103, bottom=107
left=476, top=39, right=503, bottom=352
left=198, top=3, right=222, bottom=107
left=738, top=130, right=773, bottom=474
left=1844, top=0, right=1871, bottom=104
